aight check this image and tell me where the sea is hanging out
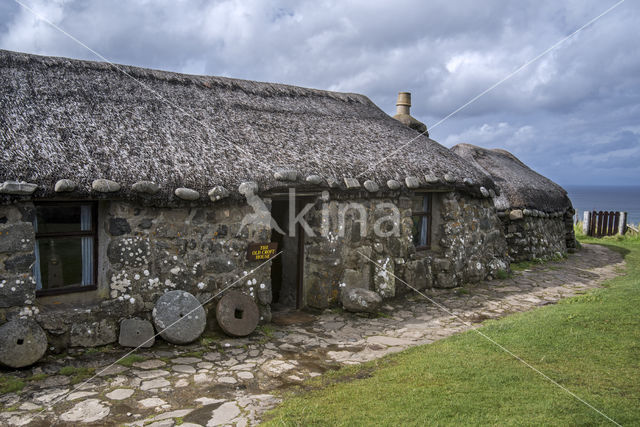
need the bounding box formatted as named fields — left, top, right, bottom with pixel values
left=564, top=185, right=640, bottom=226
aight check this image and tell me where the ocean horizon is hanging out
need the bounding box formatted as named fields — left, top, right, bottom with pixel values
left=564, top=185, right=640, bottom=226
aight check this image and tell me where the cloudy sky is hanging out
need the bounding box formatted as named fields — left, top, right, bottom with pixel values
left=1, top=0, right=638, bottom=186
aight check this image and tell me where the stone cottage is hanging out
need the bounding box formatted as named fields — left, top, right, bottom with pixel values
left=451, top=143, right=577, bottom=262
left=0, top=49, right=514, bottom=349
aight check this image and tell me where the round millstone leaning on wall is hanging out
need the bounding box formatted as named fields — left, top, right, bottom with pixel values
left=152, top=290, right=206, bottom=345
left=216, top=291, right=259, bottom=337
left=0, top=319, right=48, bottom=368
left=119, top=318, right=155, bottom=348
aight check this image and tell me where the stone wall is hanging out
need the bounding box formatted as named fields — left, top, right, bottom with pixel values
left=427, top=192, right=509, bottom=288
left=499, top=208, right=575, bottom=262
left=0, top=203, right=37, bottom=320
left=302, top=191, right=510, bottom=309
left=102, top=201, right=272, bottom=321
left=302, top=194, right=413, bottom=309
left=0, top=200, right=272, bottom=350
left=1, top=191, right=515, bottom=347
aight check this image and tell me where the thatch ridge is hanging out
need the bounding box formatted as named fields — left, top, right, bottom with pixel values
left=1, top=49, right=496, bottom=201
left=450, top=143, right=572, bottom=211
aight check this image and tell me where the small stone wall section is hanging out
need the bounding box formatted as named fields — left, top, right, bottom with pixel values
left=0, top=204, right=37, bottom=318
left=430, top=192, right=509, bottom=288
left=499, top=208, right=576, bottom=262
left=303, top=192, right=511, bottom=309
left=303, top=196, right=413, bottom=309
left=103, top=201, right=273, bottom=327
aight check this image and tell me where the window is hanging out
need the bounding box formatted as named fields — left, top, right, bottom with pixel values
left=33, top=203, right=97, bottom=295
left=412, top=194, right=431, bottom=249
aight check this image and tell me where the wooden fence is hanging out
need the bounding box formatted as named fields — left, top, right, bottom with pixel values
left=582, top=211, right=627, bottom=237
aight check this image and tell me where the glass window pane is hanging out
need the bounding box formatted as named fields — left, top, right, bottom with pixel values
left=36, top=237, right=92, bottom=289
left=421, top=216, right=428, bottom=246
left=412, top=197, right=424, bottom=213
left=412, top=216, right=421, bottom=246
left=36, top=205, right=90, bottom=234
left=412, top=215, right=429, bottom=247
left=422, top=195, right=430, bottom=213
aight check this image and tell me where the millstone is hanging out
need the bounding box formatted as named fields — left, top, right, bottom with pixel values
left=119, top=318, right=155, bottom=348
left=0, top=319, right=48, bottom=368
left=152, top=290, right=206, bottom=345
left=216, top=291, right=259, bottom=337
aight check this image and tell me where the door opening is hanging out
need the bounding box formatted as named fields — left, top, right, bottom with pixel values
left=270, top=198, right=305, bottom=311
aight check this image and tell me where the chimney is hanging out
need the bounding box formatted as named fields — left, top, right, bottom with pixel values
left=396, top=92, right=412, bottom=115
left=392, top=91, right=428, bottom=136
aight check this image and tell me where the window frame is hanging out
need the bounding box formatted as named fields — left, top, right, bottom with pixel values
left=34, top=201, right=99, bottom=297
left=412, top=193, right=432, bottom=250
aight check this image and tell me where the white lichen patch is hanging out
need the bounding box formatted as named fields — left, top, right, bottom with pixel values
left=110, top=272, right=132, bottom=297
left=113, top=236, right=150, bottom=265
left=374, top=257, right=395, bottom=298
left=191, top=263, right=200, bottom=275
left=147, top=277, right=160, bottom=289
left=18, top=305, right=39, bottom=318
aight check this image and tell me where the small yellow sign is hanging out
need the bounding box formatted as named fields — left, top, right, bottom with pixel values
left=246, top=242, right=278, bottom=261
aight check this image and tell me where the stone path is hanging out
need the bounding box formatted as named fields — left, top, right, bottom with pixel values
left=0, top=244, right=624, bottom=426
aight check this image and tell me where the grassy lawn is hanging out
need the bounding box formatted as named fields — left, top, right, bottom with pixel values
left=264, top=238, right=640, bottom=426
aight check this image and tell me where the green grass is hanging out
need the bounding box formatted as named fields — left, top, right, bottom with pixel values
left=510, top=252, right=567, bottom=272
left=58, top=366, right=95, bottom=384
left=495, top=269, right=510, bottom=279
left=0, top=375, right=25, bottom=394
left=264, top=239, right=640, bottom=426
left=181, top=350, right=204, bottom=358
left=258, top=324, right=276, bottom=338
left=116, top=354, right=146, bottom=367
left=200, top=336, right=216, bottom=347
left=575, top=221, right=640, bottom=243
left=510, top=258, right=546, bottom=271
left=57, top=366, right=76, bottom=376
left=27, top=373, right=49, bottom=382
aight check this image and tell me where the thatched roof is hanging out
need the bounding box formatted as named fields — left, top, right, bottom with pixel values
left=0, top=49, right=496, bottom=202
left=450, top=143, right=571, bottom=212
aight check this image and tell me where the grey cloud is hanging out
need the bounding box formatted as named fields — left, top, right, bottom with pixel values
left=587, top=131, right=640, bottom=155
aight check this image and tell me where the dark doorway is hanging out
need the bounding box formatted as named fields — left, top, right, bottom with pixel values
left=270, top=198, right=305, bottom=311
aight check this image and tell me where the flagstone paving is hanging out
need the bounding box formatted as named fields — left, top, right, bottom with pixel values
left=0, top=244, right=624, bottom=426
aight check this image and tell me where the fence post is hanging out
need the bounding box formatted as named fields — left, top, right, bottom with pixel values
left=582, top=211, right=591, bottom=235
left=618, top=212, right=627, bottom=235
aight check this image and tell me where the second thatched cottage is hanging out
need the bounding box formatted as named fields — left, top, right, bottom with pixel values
left=451, top=144, right=577, bottom=262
